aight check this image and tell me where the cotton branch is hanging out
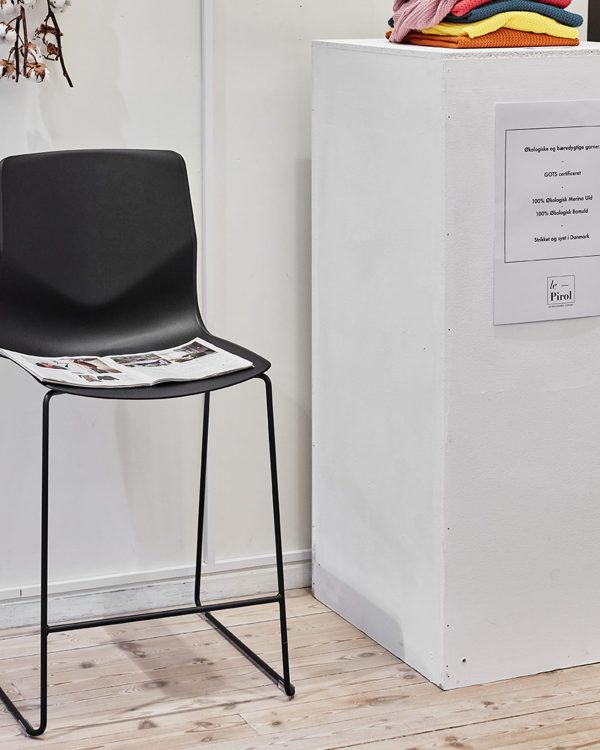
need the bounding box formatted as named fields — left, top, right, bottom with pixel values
left=0, top=0, right=73, bottom=85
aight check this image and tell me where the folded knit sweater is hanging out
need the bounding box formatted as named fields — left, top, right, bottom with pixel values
left=390, top=0, right=464, bottom=42
left=405, top=27, right=579, bottom=46
left=422, top=11, right=579, bottom=37
left=451, top=0, right=571, bottom=13
left=445, top=0, right=582, bottom=26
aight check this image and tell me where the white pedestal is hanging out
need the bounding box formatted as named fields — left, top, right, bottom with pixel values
left=312, top=40, right=600, bottom=689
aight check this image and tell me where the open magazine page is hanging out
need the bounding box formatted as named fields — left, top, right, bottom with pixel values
left=106, top=339, right=253, bottom=384
left=0, top=338, right=253, bottom=388
left=0, top=350, right=148, bottom=387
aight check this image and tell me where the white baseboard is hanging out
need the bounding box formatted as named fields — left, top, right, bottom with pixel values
left=0, top=554, right=311, bottom=629
left=0, top=549, right=311, bottom=602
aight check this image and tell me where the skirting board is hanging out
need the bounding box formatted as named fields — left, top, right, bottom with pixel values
left=0, top=557, right=310, bottom=629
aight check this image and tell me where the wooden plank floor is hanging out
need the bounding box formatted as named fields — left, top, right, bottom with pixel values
left=0, top=589, right=599, bottom=749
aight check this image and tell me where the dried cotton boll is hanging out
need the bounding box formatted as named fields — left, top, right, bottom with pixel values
left=36, top=22, right=59, bottom=42
left=0, top=57, right=15, bottom=79
left=0, top=23, right=17, bottom=45
left=0, top=0, right=17, bottom=15
left=49, top=0, right=67, bottom=11
left=36, top=23, right=61, bottom=59
left=44, top=40, right=59, bottom=59
left=25, top=41, right=42, bottom=59
left=26, top=62, right=48, bottom=82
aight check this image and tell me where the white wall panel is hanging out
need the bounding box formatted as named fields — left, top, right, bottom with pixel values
left=572, top=0, right=588, bottom=36
left=204, top=0, right=388, bottom=563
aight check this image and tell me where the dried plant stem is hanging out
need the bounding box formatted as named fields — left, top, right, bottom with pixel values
left=21, top=3, right=28, bottom=65
left=13, top=9, right=21, bottom=81
left=46, top=1, right=72, bottom=87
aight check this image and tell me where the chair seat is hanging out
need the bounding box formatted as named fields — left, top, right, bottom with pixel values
left=4, top=332, right=271, bottom=401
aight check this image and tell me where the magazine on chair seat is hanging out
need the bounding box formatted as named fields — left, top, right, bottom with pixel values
left=0, top=337, right=254, bottom=388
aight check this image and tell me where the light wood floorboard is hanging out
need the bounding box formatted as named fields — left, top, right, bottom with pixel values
left=0, top=589, right=598, bottom=749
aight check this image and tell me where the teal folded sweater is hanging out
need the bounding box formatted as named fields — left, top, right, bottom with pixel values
left=445, top=0, right=583, bottom=26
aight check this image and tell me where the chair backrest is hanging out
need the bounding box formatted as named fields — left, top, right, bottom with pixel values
left=0, top=149, right=204, bottom=356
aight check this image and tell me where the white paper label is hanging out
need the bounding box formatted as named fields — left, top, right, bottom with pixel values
left=495, top=101, right=600, bottom=324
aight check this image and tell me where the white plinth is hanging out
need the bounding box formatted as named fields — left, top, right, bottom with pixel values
left=312, top=40, right=600, bottom=689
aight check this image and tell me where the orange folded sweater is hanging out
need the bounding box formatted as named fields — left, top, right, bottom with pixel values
left=404, top=28, right=579, bottom=47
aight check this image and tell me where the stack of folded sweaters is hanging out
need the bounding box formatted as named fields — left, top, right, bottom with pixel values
left=386, top=0, right=582, bottom=49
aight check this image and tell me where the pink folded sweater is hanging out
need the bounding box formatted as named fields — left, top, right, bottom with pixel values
left=391, top=0, right=458, bottom=42
left=390, top=0, right=571, bottom=42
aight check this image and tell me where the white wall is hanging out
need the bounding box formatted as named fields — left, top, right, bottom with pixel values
left=202, top=0, right=387, bottom=566
left=573, top=0, right=588, bottom=35
left=0, top=0, right=204, bottom=600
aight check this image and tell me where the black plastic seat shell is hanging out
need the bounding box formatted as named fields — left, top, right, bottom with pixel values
left=0, top=149, right=270, bottom=399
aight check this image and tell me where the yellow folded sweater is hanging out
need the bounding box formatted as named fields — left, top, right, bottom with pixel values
left=422, top=11, right=579, bottom=38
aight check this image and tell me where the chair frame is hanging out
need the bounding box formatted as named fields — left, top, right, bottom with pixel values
left=0, top=372, right=295, bottom=737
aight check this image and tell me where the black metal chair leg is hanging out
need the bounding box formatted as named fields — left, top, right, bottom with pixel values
left=260, top=373, right=294, bottom=697
left=194, top=378, right=295, bottom=698
left=0, top=389, right=57, bottom=737
left=194, top=393, right=211, bottom=608
left=0, top=381, right=293, bottom=738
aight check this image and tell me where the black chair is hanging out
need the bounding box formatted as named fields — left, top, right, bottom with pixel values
left=0, top=149, right=295, bottom=736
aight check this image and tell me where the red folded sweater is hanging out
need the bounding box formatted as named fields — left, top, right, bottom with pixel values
left=452, top=0, right=571, bottom=14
